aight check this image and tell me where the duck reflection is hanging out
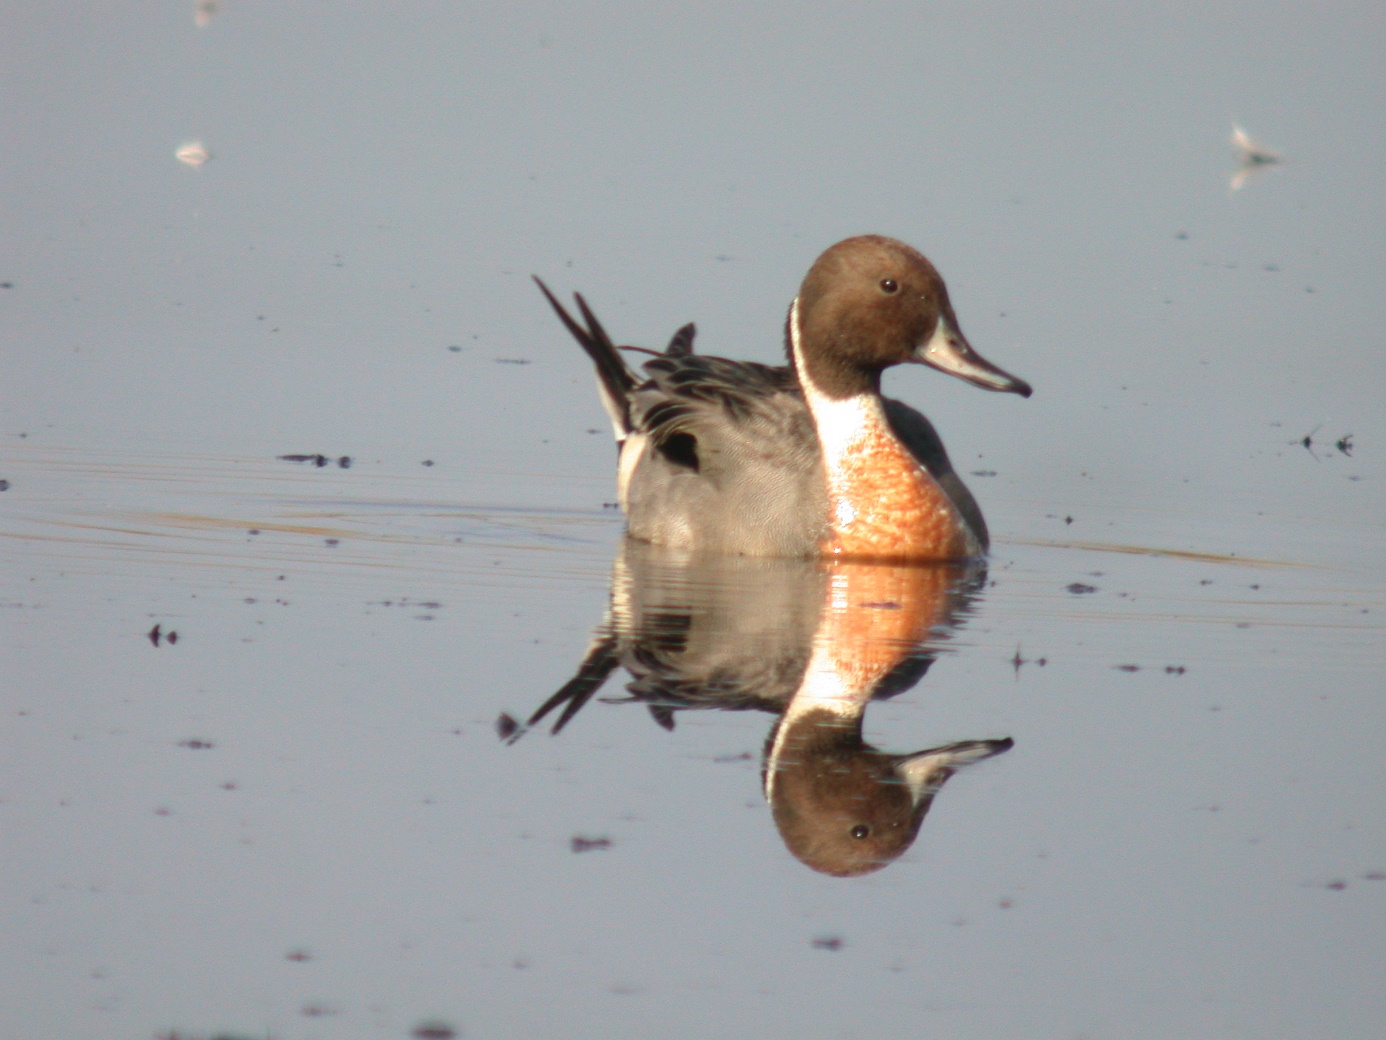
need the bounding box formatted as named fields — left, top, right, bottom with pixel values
left=504, top=541, right=1012, bottom=876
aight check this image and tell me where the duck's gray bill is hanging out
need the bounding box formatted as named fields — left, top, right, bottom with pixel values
left=916, top=316, right=1033, bottom=397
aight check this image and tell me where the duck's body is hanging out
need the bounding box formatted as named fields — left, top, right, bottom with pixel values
left=613, top=354, right=984, bottom=557
left=536, top=235, right=1031, bottom=561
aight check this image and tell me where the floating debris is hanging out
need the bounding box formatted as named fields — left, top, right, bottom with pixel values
left=1066, top=582, right=1098, bottom=595
left=1010, top=646, right=1047, bottom=675
left=1230, top=124, right=1281, bottom=191
left=570, top=835, right=612, bottom=853
left=148, top=623, right=179, bottom=647
left=177, top=738, right=215, bottom=750
left=193, top=1, right=220, bottom=28
left=175, top=140, right=211, bottom=169
left=411, top=1023, right=458, bottom=1040
left=1299, top=424, right=1322, bottom=457
left=712, top=751, right=753, bottom=763
left=811, top=935, right=844, bottom=951
left=495, top=713, right=521, bottom=740
left=276, top=453, right=352, bottom=468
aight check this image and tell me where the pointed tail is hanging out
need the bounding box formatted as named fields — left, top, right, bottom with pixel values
left=533, top=276, right=637, bottom=442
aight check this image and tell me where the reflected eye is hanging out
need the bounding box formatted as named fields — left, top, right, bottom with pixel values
left=850, top=824, right=871, bottom=840
left=879, top=279, right=899, bottom=294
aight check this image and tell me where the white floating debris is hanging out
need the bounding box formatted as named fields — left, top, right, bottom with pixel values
left=175, top=140, right=212, bottom=169
left=1230, top=124, right=1282, bottom=191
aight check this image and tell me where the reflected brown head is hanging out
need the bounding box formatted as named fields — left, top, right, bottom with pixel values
left=765, top=707, right=1013, bottom=877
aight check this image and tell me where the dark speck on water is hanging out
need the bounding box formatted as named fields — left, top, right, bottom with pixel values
left=177, top=739, right=215, bottom=750
left=0, top=479, right=9, bottom=490
left=811, top=936, right=844, bottom=951
left=412, top=1021, right=458, bottom=1039
left=495, top=713, right=520, bottom=740
left=571, top=835, right=612, bottom=853
left=1067, top=583, right=1098, bottom=595
left=147, top=623, right=178, bottom=647
left=275, top=454, right=352, bottom=468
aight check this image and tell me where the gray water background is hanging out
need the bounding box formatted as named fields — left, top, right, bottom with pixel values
left=3, top=3, right=1384, bottom=1038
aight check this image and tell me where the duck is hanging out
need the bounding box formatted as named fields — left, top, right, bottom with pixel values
left=534, top=235, right=1031, bottom=561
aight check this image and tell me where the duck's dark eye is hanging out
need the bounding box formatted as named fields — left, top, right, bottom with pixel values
left=879, top=279, right=899, bottom=294
left=850, top=824, right=871, bottom=840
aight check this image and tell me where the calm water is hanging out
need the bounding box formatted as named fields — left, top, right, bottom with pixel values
left=4, top=4, right=1385, bottom=1039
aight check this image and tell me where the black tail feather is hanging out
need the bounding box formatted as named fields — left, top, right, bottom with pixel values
left=522, top=629, right=622, bottom=736
left=533, top=276, right=636, bottom=437
left=665, top=322, right=696, bottom=357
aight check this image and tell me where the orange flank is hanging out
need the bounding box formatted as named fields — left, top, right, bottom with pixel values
left=820, top=424, right=973, bottom=561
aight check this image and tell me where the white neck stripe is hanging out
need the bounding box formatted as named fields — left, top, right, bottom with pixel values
left=790, top=294, right=891, bottom=466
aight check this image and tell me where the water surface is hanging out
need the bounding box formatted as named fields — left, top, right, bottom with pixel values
left=4, top=4, right=1384, bottom=1039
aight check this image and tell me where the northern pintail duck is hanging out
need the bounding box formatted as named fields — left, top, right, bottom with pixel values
left=535, top=235, right=1032, bottom=560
